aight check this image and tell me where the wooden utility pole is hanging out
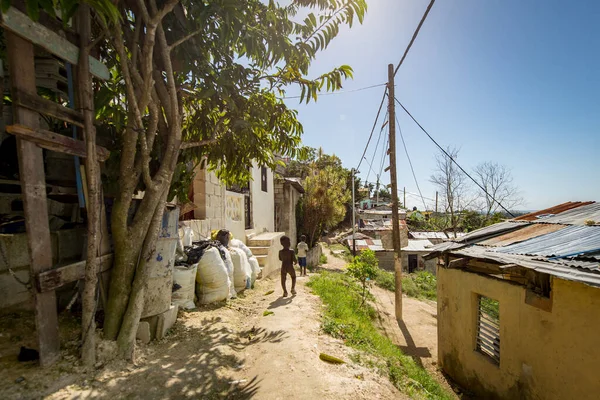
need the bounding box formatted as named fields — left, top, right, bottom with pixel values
left=435, top=191, right=439, bottom=213
left=403, top=186, right=406, bottom=209
left=351, top=168, right=357, bottom=256
left=387, top=64, right=402, bottom=321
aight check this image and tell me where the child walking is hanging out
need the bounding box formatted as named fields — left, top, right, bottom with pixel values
left=279, top=235, right=297, bottom=297
left=297, top=235, right=309, bottom=276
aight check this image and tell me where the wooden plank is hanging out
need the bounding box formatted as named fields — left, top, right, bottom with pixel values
left=6, top=31, right=60, bottom=366
left=12, top=89, right=84, bottom=127
left=37, top=254, right=113, bottom=292
left=6, top=124, right=110, bottom=161
left=448, top=257, right=469, bottom=269
left=1, top=7, right=110, bottom=80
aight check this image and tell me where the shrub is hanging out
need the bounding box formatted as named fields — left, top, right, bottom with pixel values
left=346, top=250, right=379, bottom=305
left=319, top=253, right=328, bottom=264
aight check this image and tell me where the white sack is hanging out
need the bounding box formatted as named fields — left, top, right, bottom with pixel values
left=248, top=256, right=261, bottom=285
left=229, top=247, right=252, bottom=292
left=172, top=263, right=198, bottom=309
left=230, top=238, right=254, bottom=259
left=195, top=247, right=231, bottom=304
left=222, top=248, right=237, bottom=298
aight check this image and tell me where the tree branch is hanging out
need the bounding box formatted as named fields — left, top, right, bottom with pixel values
left=169, top=28, right=203, bottom=52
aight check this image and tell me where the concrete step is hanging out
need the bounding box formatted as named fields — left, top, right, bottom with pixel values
left=248, top=246, right=270, bottom=256
left=255, top=255, right=268, bottom=267
left=247, top=232, right=284, bottom=247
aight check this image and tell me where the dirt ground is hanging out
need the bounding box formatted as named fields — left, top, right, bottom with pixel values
left=0, top=246, right=454, bottom=399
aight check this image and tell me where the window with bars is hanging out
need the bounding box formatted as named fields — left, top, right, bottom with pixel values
left=476, top=295, right=500, bottom=364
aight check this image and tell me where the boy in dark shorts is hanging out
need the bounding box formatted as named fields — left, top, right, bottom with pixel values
left=297, top=235, right=309, bottom=276
left=278, top=235, right=297, bottom=297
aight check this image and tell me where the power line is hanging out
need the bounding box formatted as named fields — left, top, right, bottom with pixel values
left=365, top=112, right=388, bottom=183
left=356, top=87, right=388, bottom=171
left=284, top=82, right=387, bottom=100
left=396, top=115, right=428, bottom=210
left=394, top=0, right=437, bottom=77
left=394, top=97, right=516, bottom=217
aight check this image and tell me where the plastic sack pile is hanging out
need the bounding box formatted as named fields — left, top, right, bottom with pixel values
left=172, top=237, right=262, bottom=307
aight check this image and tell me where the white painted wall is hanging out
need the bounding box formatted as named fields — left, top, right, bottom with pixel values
left=251, top=162, right=274, bottom=233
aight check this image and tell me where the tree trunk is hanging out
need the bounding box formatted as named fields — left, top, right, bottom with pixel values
left=117, top=188, right=168, bottom=359
left=103, top=235, right=141, bottom=339
left=78, top=4, right=101, bottom=367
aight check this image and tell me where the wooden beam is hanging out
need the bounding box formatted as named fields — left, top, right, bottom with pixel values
left=7, top=31, right=60, bottom=366
left=1, top=7, right=110, bottom=80
left=6, top=124, right=110, bottom=161
left=448, top=257, right=469, bottom=269
left=37, top=254, right=113, bottom=293
left=12, top=89, right=84, bottom=128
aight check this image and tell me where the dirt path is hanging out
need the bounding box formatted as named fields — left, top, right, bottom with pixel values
left=1, top=246, right=452, bottom=399
left=1, top=249, right=401, bottom=400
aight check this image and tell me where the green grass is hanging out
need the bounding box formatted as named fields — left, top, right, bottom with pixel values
left=375, top=270, right=437, bottom=301
left=307, top=271, right=452, bottom=399
left=319, top=253, right=328, bottom=264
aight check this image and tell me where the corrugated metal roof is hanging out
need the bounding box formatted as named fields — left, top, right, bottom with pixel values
left=402, top=239, right=434, bottom=252
left=457, top=221, right=529, bottom=243
left=452, top=247, right=600, bottom=287
left=529, top=202, right=600, bottom=226
left=345, top=238, right=384, bottom=251
left=513, top=202, right=594, bottom=221
left=479, top=224, right=566, bottom=247
left=497, top=225, right=600, bottom=259
left=410, top=231, right=448, bottom=240
left=428, top=241, right=467, bottom=253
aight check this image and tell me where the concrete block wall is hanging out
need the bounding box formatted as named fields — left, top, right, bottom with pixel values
left=375, top=251, right=395, bottom=271
left=191, top=167, right=226, bottom=235
left=0, top=228, right=86, bottom=309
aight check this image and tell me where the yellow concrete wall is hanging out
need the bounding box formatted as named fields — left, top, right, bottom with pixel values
left=437, top=267, right=600, bottom=400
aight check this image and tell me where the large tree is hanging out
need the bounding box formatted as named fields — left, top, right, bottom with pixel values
left=10, top=0, right=367, bottom=363
left=473, top=161, right=523, bottom=219
left=97, top=0, right=367, bottom=361
left=300, top=165, right=350, bottom=246
left=429, top=147, right=470, bottom=233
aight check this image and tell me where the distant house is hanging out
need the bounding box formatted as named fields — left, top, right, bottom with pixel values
left=401, top=239, right=436, bottom=274
left=428, top=201, right=600, bottom=400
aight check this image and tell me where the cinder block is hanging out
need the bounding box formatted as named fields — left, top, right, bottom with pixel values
left=156, top=305, right=178, bottom=340
left=136, top=321, right=151, bottom=344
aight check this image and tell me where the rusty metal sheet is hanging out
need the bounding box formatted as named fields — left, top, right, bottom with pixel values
left=479, top=224, right=566, bottom=247
left=513, top=201, right=594, bottom=221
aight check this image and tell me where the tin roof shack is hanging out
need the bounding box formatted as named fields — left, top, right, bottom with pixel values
left=345, top=235, right=395, bottom=271
left=430, top=201, right=600, bottom=400
left=401, top=239, right=436, bottom=274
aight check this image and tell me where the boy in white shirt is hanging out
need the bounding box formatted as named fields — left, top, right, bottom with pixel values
left=297, top=235, right=309, bottom=276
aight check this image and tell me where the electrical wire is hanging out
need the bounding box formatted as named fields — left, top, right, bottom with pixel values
left=394, top=0, right=437, bottom=77
left=394, top=97, right=516, bottom=217
left=365, top=112, right=388, bottom=183
left=356, top=87, right=388, bottom=171
left=396, top=115, right=428, bottom=210
left=283, top=82, right=387, bottom=100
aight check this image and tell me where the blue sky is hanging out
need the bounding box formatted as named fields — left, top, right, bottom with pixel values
left=283, top=0, right=600, bottom=210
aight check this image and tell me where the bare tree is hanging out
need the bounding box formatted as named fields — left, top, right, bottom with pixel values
left=473, top=161, right=523, bottom=219
left=429, top=147, right=469, bottom=233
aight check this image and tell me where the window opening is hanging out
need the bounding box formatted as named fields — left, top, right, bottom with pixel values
left=477, top=295, right=500, bottom=364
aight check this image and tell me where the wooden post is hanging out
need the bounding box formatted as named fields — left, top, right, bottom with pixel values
left=435, top=191, right=438, bottom=213
left=351, top=168, right=356, bottom=256
left=388, top=64, right=402, bottom=321
left=6, top=32, right=60, bottom=366
left=403, top=186, right=406, bottom=209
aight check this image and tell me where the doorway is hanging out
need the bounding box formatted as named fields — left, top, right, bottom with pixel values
left=408, top=254, right=418, bottom=273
